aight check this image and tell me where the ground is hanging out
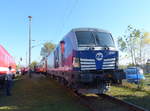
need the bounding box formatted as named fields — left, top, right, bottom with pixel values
left=1, top=73, right=150, bottom=111
left=107, top=85, right=150, bottom=110
left=0, top=74, right=89, bottom=111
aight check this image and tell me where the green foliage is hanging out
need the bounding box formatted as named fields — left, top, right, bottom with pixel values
left=117, top=25, right=149, bottom=65
left=117, top=37, right=126, bottom=51
left=144, top=73, right=150, bottom=76
left=40, top=42, right=56, bottom=57
left=138, top=80, right=145, bottom=90
left=121, top=80, right=149, bottom=92
left=122, top=81, right=137, bottom=89
left=107, top=85, right=150, bottom=110
left=16, top=65, right=20, bottom=70
left=30, top=61, right=38, bottom=69
left=118, top=65, right=128, bottom=69
left=143, top=32, right=150, bottom=44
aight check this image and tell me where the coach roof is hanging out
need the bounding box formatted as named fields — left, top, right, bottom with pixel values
left=71, top=28, right=110, bottom=33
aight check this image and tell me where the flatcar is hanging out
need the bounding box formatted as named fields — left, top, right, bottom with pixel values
left=0, top=45, right=16, bottom=87
left=46, top=28, right=125, bottom=94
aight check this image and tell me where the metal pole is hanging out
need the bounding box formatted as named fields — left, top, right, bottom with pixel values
left=26, top=51, right=27, bottom=66
left=28, top=16, right=32, bottom=78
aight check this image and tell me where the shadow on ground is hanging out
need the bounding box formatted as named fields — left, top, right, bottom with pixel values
left=0, top=74, right=89, bottom=111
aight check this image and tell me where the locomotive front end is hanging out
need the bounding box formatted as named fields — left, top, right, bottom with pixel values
left=72, top=28, right=125, bottom=94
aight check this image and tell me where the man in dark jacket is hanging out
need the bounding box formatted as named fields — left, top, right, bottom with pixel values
left=5, top=66, right=14, bottom=96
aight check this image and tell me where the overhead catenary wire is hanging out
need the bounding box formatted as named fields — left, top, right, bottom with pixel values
left=58, top=0, right=79, bottom=37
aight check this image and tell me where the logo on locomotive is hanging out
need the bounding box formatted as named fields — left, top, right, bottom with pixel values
left=95, top=52, right=103, bottom=61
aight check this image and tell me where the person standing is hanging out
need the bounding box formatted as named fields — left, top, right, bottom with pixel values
left=5, top=66, right=14, bottom=96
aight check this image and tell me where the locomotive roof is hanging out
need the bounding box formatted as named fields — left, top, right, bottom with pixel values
left=71, top=28, right=110, bottom=33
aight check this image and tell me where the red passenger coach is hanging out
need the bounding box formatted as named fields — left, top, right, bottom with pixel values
left=0, top=45, right=16, bottom=86
left=35, top=58, right=47, bottom=74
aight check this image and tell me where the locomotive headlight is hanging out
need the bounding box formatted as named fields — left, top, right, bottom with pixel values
left=73, top=57, right=80, bottom=68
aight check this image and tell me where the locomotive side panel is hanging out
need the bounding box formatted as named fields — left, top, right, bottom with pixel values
left=63, top=32, right=75, bottom=70
left=47, top=32, right=75, bottom=81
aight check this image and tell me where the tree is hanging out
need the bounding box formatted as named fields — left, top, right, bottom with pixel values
left=40, top=42, right=56, bottom=57
left=143, top=32, right=150, bottom=44
left=30, top=61, right=38, bottom=70
left=117, top=25, right=149, bottom=66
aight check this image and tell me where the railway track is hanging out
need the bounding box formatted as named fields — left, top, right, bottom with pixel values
left=73, top=92, right=148, bottom=111
left=98, top=94, right=148, bottom=111
left=47, top=75, right=148, bottom=111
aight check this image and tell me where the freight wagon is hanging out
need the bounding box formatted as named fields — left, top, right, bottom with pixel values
left=0, top=45, right=16, bottom=87
left=46, top=28, right=125, bottom=94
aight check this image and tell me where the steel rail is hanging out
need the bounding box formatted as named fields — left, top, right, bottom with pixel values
left=98, top=94, right=148, bottom=111
left=46, top=75, right=148, bottom=111
left=70, top=91, right=148, bottom=111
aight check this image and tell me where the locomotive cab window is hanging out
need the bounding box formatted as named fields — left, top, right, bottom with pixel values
left=75, top=31, right=96, bottom=46
left=75, top=31, right=115, bottom=47
left=95, top=32, right=115, bottom=47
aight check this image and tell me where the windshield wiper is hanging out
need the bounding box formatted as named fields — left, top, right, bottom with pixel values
left=102, top=45, right=110, bottom=50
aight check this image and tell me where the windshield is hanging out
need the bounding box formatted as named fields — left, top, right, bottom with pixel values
left=95, top=32, right=115, bottom=47
left=75, top=31, right=95, bottom=46
left=75, top=31, right=115, bottom=47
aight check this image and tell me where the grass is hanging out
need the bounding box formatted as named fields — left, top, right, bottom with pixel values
left=107, top=74, right=150, bottom=110
left=0, top=74, right=89, bottom=111
left=144, top=73, right=150, bottom=76
left=121, top=80, right=150, bottom=91
left=144, top=73, right=150, bottom=86
left=107, top=84, right=150, bottom=110
left=1, top=73, right=150, bottom=111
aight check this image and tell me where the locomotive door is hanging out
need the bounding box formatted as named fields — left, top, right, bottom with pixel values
left=54, top=47, right=59, bottom=68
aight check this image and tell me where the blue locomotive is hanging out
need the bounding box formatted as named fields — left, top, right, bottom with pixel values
left=47, top=28, right=125, bottom=94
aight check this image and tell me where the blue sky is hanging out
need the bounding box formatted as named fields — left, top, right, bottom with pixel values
left=0, top=0, right=150, bottom=66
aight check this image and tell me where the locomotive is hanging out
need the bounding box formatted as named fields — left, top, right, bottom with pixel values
left=45, top=28, right=125, bottom=94
left=0, top=45, right=16, bottom=87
